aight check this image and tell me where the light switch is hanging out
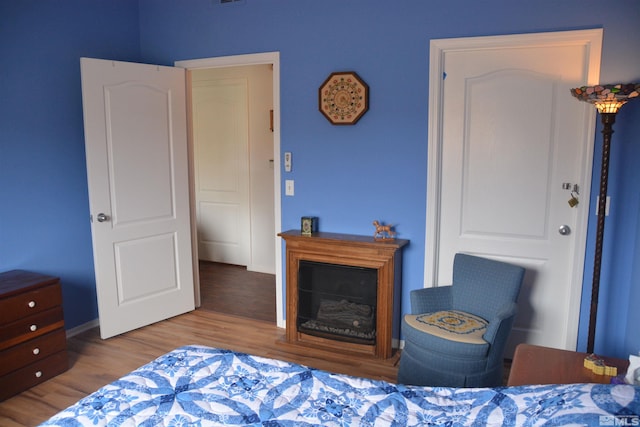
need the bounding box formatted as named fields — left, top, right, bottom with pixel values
left=285, top=180, right=294, bottom=196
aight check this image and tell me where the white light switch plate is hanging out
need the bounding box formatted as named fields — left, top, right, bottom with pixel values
left=285, top=180, right=294, bottom=196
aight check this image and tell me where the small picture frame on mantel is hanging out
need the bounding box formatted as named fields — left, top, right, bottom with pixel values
left=301, top=217, right=318, bottom=235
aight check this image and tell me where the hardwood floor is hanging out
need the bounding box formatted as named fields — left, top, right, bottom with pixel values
left=198, top=261, right=276, bottom=323
left=0, top=263, right=399, bottom=426
left=0, top=263, right=510, bottom=426
left=0, top=310, right=400, bottom=427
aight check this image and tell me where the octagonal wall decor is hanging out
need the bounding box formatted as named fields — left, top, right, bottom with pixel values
left=319, top=71, right=369, bottom=125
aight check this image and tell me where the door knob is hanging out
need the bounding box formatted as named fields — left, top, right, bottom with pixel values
left=96, top=213, right=109, bottom=223
left=558, top=224, right=571, bottom=236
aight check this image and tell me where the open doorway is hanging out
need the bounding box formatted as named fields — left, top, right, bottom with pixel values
left=176, top=53, right=283, bottom=326
left=190, top=65, right=274, bottom=273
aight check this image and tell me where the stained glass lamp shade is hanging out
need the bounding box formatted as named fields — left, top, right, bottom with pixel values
left=571, top=83, right=640, bottom=113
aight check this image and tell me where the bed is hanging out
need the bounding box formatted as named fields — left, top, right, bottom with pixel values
left=39, top=345, right=640, bottom=426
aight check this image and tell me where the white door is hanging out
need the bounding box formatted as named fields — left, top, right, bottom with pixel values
left=81, top=58, right=195, bottom=339
left=191, top=65, right=275, bottom=272
left=192, top=74, right=251, bottom=266
left=425, top=30, right=602, bottom=353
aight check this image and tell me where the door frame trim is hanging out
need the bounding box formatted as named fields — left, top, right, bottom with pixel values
left=176, top=52, right=284, bottom=328
left=424, top=30, right=602, bottom=349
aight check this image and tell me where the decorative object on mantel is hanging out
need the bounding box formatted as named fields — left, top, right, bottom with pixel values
left=570, top=83, right=640, bottom=354
left=372, top=220, right=396, bottom=241
left=319, top=71, right=369, bottom=125
left=300, top=216, right=318, bottom=236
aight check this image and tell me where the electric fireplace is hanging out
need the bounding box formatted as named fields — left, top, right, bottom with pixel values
left=279, top=230, right=409, bottom=359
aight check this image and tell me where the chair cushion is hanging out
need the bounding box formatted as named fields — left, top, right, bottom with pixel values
left=404, top=310, right=488, bottom=345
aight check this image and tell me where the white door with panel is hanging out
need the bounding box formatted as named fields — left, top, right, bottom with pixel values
left=191, top=65, right=274, bottom=272
left=81, top=58, right=195, bottom=339
left=192, top=75, right=250, bottom=266
left=426, top=30, right=602, bottom=353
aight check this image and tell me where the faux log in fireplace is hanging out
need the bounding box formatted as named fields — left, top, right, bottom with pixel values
left=279, top=230, right=409, bottom=359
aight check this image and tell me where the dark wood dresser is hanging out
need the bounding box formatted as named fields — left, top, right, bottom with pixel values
left=0, top=270, right=68, bottom=401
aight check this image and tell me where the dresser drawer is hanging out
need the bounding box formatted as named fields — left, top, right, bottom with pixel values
left=0, top=306, right=64, bottom=350
left=0, top=328, right=67, bottom=376
left=0, top=283, right=62, bottom=324
left=0, top=350, right=68, bottom=401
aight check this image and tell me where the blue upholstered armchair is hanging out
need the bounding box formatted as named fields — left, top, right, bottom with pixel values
left=397, top=253, right=525, bottom=387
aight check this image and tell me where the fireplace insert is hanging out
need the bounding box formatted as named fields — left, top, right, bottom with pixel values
left=297, top=260, right=377, bottom=344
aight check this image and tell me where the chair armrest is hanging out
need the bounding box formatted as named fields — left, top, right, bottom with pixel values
left=410, top=285, right=453, bottom=314
left=482, top=302, right=518, bottom=344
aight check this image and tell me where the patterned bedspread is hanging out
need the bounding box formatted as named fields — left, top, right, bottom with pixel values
left=39, top=345, right=640, bottom=426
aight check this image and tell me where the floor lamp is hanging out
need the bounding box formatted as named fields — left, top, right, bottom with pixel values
left=570, top=83, right=640, bottom=354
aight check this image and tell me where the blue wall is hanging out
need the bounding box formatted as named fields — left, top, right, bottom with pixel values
left=0, top=1, right=141, bottom=329
left=137, top=0, right=640, bottom=358
left=1, top=0, right=638, bottom=358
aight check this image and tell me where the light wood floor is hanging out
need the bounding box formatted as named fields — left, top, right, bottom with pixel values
left=0, top=310, right=400, bottom=427
left=0, top=263, right=399, bottom=426
left=0, top=264, right=510, bottom=426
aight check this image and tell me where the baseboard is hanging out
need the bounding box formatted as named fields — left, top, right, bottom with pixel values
left=247, top=264, right=276, bottom=275
left=66, top=318, right=99, bottom=338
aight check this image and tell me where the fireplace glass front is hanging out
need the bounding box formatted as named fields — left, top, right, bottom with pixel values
left=297, top=260, right=377, bottom=344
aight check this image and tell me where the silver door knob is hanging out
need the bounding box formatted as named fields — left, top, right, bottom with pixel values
left=558, top=224, right=571, bottom=236
left=96, top=213, right=109, bottom=223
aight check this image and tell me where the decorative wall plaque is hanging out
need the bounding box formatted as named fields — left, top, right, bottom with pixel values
left=319, top=71, right=369, bottom=125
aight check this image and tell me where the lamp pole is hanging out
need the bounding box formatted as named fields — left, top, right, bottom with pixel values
left=587, top=112, right=615, bottom=354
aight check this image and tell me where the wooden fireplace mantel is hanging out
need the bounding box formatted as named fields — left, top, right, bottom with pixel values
left=278, top=230, right=409, bottom=359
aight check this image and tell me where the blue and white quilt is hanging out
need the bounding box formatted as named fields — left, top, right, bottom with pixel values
left=39, top=345, right=640, bottom=426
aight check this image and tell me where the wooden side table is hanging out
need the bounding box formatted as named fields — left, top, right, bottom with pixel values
left=508, top=343, right=629, bottom=386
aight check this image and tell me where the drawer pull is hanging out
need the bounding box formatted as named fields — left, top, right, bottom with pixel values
left=35, top=371, right=43, bottom=378
left=30, top=324, right=38, bottom=332
left=33, top=347, right=40, bottom=355
left=28, top=300, right=37, bottom=308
